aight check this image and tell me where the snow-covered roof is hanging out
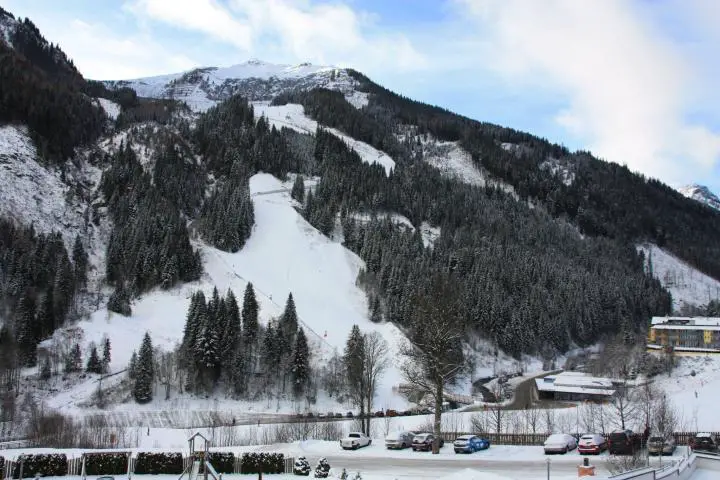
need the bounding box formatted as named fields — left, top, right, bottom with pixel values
left=536, top=372, right=616, bottom=396
left=651, top=316, right=720, bottom=327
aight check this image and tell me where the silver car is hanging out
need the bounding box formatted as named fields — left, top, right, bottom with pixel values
left=648, top=436, right=676, bottom=456
left=385, top=431, right=414, bottom=449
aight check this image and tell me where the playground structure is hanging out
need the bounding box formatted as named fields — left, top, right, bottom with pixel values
left=179, top=432, right=220, bottom=480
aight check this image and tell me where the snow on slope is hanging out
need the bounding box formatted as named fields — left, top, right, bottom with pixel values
left=638, top=243, right=720, bottom=309
left=653, top=355, right=720, bottom=430
left=0, top=125, right=89, bottom=247
left=253, top=102, right=395, bottom=175
left=51, top=173, right=409, bottom=414
left=96, top=98, right=121, bottom=120
left=679, top=184, right=720, bottom=211
left=422, top=139, right=487, bottom=187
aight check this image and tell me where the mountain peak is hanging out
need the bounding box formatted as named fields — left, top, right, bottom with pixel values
left=679, top=184, right=720, bottom=211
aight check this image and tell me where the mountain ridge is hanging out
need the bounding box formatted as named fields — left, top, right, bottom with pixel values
left=679, top=184, right=720, bottom=211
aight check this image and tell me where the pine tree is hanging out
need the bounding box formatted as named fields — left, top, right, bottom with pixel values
left=128, top=350, right=138, bottom=379
left=133, top=333, right=154, bottom=403
left=86, top=345, right=102, bottom=374
left=280, top=293, right=298, bottom=347
left=40, top=356, right=52, bottom=380
left=291, top=327, right=310, bottom=398
left=291, top=175, right=305, bottom=203
left=344, top=325, right=367, bottom=423
left=72, top=235, right=88, bottom=289
left=242, top=283, right=259, bottom=345
left=15, top=291, right=38, bottom=367
left=102, top=337, right=111, bottom=373
left=222, top=289, right=241, bottom=362
left=65, top=343, right=82, bottom=373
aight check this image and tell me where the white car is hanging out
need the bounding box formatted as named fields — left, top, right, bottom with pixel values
left=544, top=433, right=577, bottom=454
left=340, top=432, right=372, bottom=450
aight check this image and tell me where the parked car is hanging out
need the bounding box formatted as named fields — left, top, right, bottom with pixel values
left=608, top=430, right=642, bottom=455
left=340, top=432, right=372, bottom=450
left=334, top=413, right=343, bottom=418
left=648, top=435, right=676, bottom=456
left=453, top=435, right=490, bottom=454
left=578, top=433, right=607, bottom=455
left=385, top=431, right=414, bottom=449
left=412, top=433, right=444, bottom=452
left=374, top=410, right=385, bottom=417
left=691, top=433, right=719, bottom=452
left=386, top=409, right=399, bottom=417
left=544, top=433, right=577, bottom=454
left=345, top=411, right=354, bottom=418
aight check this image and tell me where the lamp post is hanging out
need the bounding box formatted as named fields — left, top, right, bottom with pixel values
left=546, top=457, right=551, bottom=480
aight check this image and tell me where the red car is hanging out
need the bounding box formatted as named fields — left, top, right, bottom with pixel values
left=578, top=434, right=607, bottom=454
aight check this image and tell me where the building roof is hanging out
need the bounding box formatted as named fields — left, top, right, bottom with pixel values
left=651, top=316, right=720, bottom=327
left=535, top=372, right=616, bottom=397
left=535, top=378, right=616, bottom=396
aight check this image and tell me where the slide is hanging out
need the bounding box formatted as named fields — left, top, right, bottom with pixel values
left=190, top=461, right=201, bottom=480
left=204, top=461, right=220, bottom=480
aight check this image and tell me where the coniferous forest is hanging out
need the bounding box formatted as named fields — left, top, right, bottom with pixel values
left=2, top=2, right=720, bottom=407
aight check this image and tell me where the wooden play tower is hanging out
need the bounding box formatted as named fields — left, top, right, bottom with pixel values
left=179, top=433, right=219, bottom=480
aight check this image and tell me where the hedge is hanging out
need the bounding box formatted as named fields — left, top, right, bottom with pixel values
left=84, top=452, right=129, bottom=475
left=205, top=452, right=234, bottom=474
left=12, top=454, right=68, bottom=478
left=0, top=455, right=4, bottom=478
left=239, top=453, right=284, bottom=474
left=134, top=452, right=183, bottom=474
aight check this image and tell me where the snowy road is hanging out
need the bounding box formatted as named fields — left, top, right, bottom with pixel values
left=305, top=455, right=587, bottom=479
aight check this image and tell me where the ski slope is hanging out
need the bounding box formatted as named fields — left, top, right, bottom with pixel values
left=48, top=173, right=409, bottom=414
left=253, top=102, right=395, bottom=175
left=638, top=243, right=720, bottom=309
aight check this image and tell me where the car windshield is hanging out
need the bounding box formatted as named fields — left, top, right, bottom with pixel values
left=547, top=434, right=566, bottom=442
left=580, top=435, right=594, bottom=441
left=416, top=434, right=429, bottom=440
left=456, top=436, right=471, bottom=440
left=649, top=437, right=665, bottom=442
left=349, top=433, right=360, bottom=438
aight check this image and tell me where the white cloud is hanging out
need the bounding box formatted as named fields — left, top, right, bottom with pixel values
left=456, top=0, right=720, bottom=186
left=124, top=0, right=427, bottom=72
left=32, top=18, right=197, bottom=80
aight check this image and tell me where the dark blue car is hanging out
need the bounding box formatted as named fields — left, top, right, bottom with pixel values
left=453, top=435, right=490, bottom=453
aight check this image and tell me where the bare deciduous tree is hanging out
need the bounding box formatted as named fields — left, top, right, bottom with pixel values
left=523, top=406, right=541, bottom=434
left=399, top=275, right=466, bottom=454
left=610, top=383, right=639, bottom=431
left=361, top=331, right=389, bottom=435
left=652, top=392, right=678, bottom=437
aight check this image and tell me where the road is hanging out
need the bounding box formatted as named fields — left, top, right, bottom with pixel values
left=302, top=454, right=592, bottom=479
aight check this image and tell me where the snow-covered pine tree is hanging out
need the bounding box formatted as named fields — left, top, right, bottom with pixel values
left=291, top=327, right=310, bottom=398
left=291, top=175, right=305, bottom=203
left=280, top=293, right=298, bottom=346
left=72, top=235, right=88, bottom=289
left=343, top=325, right=366, bottom=428
left=182, top=291, right=205, bottom=361
left=222, top=289, right=241, bottom=365
left=242, top=283, right=259, bottom=346
left=86, top=345, right=102, bottom=374
left=65, top=343, right=82, bottom=373
left=102, top=337, right=111, bottom=373
left=40, top=356, right=51, bottom=380
left=128, top=350, right=138, bottom=379
left=133, top=333, right=154, bottom=403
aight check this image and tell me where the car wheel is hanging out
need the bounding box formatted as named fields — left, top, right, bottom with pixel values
left=353, top=444, right=358, bottom=450
left=368, top=439, right=372, bottom=445
left=563, top=447, right=568, bottom=454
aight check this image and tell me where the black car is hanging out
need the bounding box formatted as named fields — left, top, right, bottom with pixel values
left=608, top=430, right=641, bottom=455
left=691, top=433, right=718, bottom=452
left=412, top=433, right=445, bottom=452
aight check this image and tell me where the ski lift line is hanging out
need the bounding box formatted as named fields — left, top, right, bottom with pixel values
left=209, top=249, right=332, bottom=350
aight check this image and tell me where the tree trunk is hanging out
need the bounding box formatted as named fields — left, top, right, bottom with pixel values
left=359, top=395, right=367, bottom=435
left=364, top=395, right=372, bottom=437
left=433, top=379, right=443, bottom=454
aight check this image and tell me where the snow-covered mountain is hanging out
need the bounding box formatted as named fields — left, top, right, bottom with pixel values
left=105, top=59, right=367, bottom=112
left=678, top=184, right=720, bottom=211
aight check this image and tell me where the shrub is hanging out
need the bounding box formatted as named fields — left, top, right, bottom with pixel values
left=134, top=452, right=183, bottom=474
left=0, top=455, right=4, bottom=477
left=240, top=452, right=284, bottom=474
left=12, top=454, right=68, bottom=478
left=84, top=452, right=129, bottom=475
left=205, top=452, right=234, bottom=474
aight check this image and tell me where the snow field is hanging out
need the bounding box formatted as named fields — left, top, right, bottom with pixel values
left=638, top=244, right=720, bottom=310
left=49, top=173, right=409, bottom=414
left=96, top=98, right=121, bottom=120
left=252, top=102, right=395, bottom=175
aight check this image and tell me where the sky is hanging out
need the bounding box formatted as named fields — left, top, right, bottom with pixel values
left=4, top=0, right=720, bottom=193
